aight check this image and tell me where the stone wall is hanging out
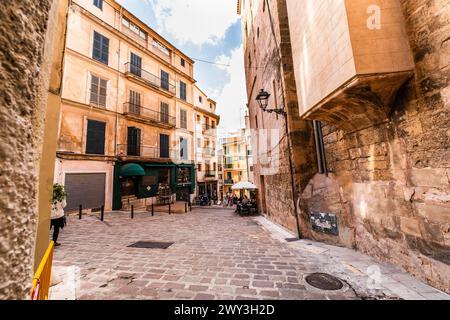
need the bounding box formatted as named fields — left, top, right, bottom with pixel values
left=299, top=0, right=450, bottom=292
left=242, top=0, right=316, bottom=236
left=242, top=0, right=449, bottom=292
left=0, top=0, right=57, bottom=299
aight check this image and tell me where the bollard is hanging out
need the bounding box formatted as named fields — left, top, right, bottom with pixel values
left=189, top=200, right=192, bottom=212
left=185, top=202, right=188, bottom=213
left=131, top=205, right=134, bottom=219
left=169, top=203, right=171, bottom=215
left=151, top=203, right=154, bottom=216
left=100, top=205, right=104, bottom=221
left=79, top=205, right=82, bottom=219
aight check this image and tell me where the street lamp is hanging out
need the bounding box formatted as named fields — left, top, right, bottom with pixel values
left=254, top=88, right=302, bottom=239
left=255, top=89, right=285, bottom=115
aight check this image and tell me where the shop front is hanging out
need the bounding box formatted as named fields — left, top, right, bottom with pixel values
left=113, top=161, right=195, bottom=210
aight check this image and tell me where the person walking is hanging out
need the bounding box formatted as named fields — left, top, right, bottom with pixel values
left=51, top=183, right=67, bottom=247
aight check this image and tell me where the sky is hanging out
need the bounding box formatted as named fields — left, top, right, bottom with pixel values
left=116, top=0, right=248, bottom=134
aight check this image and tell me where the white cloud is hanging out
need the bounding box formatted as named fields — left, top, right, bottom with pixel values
left=149, top=0, right=239, bottom=46
left=215, top=45, right=247, bottom=134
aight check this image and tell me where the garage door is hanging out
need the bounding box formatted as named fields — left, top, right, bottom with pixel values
left=65, top=173, right=106, bottom=211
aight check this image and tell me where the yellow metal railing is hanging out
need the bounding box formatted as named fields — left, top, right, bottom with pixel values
left=31, top=241, right=55, bottom=300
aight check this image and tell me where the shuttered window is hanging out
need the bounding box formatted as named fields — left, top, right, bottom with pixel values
left=160, top=102, right=169, bottom=123
left=180, top=109, right=187, bottom=129
left=86, top=119, right=106, bottom=155
left=90, top=75, right=107, bottom=107
left=161, top=70, right=169, bottom=91
left=92, top=31, right=109, bottom=65
left=180, top=81, right=187, bottom=101
left=129, top=90, right=141, bottom=115
left=130, top=52, right=142, bottom=77
left=127, top=127, right=141, bottom=156
left=160, top=134, right=169, bottom=158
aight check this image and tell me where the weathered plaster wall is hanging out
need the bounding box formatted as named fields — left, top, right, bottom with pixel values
left=0, top=0, right=54, bottom=299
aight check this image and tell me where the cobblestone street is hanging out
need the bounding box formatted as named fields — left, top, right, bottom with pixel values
left=50, top=208, right=449, bottom=300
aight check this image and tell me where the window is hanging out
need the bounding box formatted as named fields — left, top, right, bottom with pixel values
left=197, top=138, right=201, bottom=148
left=198, top=163, right=202, bottom=172
left=180, top=81, right=187, bottom=101
left=211, top=121, right=216, bottom=129
left=86, top=119, right=106, bottom=155
left=180, top=109, right=187, bottom=129
left=127, top=127, right=141, bottom=156
left=122, top=17, right=147, bottom=40
left=90, top=75, right=107, bottom=107
left=93, top=31, right=109, bottom=65
left=255, top=115, right=258, bottom=128
left=199, top=96, right=203, bottom=103
left=178, top=167, right=191, bottom=183
left=160, top=70, right=169, bottom=91
left=160, top=134, right=169, bottom=158
left=129, top=90, right=141, bottom=115
left=180, top=137, right=188, bottom=160
left=196, top=115, right=201, bottom=123
left=181, top=58, right=185, bottom=67
left=130, top=53, right=142, bottom=77
left=210, top=103, right=213, bottom=109
left=153, top=39, right=170, bottom=56
left=93, top=0, right=103, bottom=10
left=160, top=102, right=169, bottom=123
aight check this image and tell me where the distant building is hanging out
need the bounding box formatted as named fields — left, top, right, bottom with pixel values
left=221, top=130, right=251, bottom=198
left=193, top=85, right=220, bottom=201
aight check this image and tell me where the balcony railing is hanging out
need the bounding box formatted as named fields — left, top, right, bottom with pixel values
left=202, top=124, right=217, bottom=135
left=123, top=102, right=176, bottom=127
left=125, top=62, right=176, bottom=95
left=224, top=164, right=233, bottom=169
left=117, top=144, right=177, bottom=160
left=205, top=171, right=216, bottom=177
left=224, top=179, right=234, bottom=185
left=202, top=148, right=215, bottom=156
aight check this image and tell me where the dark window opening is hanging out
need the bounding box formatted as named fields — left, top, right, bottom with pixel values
left=130, top=52, right=142, bottom=77
left=93, top=0, right=103, bottom=10
left=127, top=127, right=141, bottom=156
left=180, top=81, right=187, bottom=101
left=160, top=134, right=169, bottom=158
left=86, top=119, right=106, bottom=155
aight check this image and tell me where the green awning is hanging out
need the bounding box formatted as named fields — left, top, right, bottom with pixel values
left=120, top=163, right=145, bottom=177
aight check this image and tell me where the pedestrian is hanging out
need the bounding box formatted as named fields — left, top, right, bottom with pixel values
left=51, top=183, right=67, bottom=247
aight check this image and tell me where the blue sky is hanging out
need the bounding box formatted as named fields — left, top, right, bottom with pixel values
left=117, top=0, right=247, bottom=133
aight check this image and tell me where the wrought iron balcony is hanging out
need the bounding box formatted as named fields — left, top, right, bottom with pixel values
left=224, top=164, right=234, bottom=169
left=123, top=102, right=176, bottom=128
left=205, top=171, right=216, bottom=178
left=202, top=124, right=217, bottom=135
left=117, top=144, right=177, bottom=160
left=124, top=62, right=176, bottom=95
left=202, top=147, right=215, bottom=156
left=224, top=179, right=234, bottom=185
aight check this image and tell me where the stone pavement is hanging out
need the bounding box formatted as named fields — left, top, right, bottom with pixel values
left=49, top=207, right=449, bottom=300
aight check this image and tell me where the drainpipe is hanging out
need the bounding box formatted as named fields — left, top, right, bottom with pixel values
left=114, top=7, right=123, bottom=156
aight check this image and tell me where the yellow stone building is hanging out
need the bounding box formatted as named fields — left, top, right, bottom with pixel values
left=55, top=0, right=218, bottom=211
left=221, top=130, right=252, bottom=198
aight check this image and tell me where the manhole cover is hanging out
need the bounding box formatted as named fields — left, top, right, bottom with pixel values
left=127, top=241, right=173, bottom=249
left=305, top=273, right=344, bottom=291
